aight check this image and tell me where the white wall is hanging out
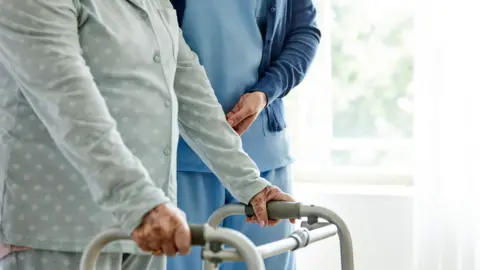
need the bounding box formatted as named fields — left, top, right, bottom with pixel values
left=293, top=183, right=414, bottom=270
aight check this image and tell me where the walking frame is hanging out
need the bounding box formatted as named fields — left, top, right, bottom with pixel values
left=80, top=201, right=354, bottom=270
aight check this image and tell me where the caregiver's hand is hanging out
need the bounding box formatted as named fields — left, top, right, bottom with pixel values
left=226, top=91, right=267, bottom=135
left=132, top=203, right=191, bottom=257
left=248, top=185, right=296, bottom=227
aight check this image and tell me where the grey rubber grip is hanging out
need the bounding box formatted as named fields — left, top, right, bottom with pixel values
left=189, top=225, right=206, bottom=246
left=245, top=201, right=302, bottom=219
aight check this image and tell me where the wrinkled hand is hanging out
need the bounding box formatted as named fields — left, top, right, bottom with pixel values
left=226, top=91, right=267, bottom=135
left=247, top=186, right=296, bottom=227
left=132, top=204, right=191, bottom=257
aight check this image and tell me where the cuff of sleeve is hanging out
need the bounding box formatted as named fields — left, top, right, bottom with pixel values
left=236, top=177, right=272, bottom=204
left=250, top=79, right=282, bottom=106
left=122, top=190, right=172, bottom=235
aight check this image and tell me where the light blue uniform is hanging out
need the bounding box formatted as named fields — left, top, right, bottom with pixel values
left=168, top=0, right=295, bottom=269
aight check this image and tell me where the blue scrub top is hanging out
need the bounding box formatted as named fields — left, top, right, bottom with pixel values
left=176, top=0, right=293, bottom=172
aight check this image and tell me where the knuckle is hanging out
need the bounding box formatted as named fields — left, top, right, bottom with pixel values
left=131, top=231, right=140, bottom=241
left=255, top=191, right=266, bottom=201
left=270, top=185, right=281, bottom=193
left=253, top=195, right=263, bottom=203
left=266, top=186, right=280, bottom=199
left=140, top=239, right=154, bottom=251
left=256, top=209, right=267, bottom=219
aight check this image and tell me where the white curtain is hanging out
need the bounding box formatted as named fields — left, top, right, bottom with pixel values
left=413, top=0, right=480, bottom=269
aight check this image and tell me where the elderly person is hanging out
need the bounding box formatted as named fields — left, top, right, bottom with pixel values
left=0, top=0, right=293, bottom=269
left=167, top=0, right=321, bottom=269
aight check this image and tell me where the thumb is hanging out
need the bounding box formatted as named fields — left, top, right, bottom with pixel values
left=228, top=105, right=252, bottom=127
left=174, top=220, right=191, bottom=255
left=251, top=196, right=268, bottom=228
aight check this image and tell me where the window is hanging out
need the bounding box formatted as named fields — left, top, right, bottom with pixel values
left=287, top=0, right=414, bottom=185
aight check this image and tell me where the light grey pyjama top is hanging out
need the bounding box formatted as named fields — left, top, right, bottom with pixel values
left=0, top=0, right=270, bottom=254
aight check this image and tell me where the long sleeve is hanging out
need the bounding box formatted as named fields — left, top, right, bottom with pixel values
left=174, top=32, right=271, bottom=204
left=0, top=0, right=169, bottom=234
left=252, top=0, right=321, bottom=105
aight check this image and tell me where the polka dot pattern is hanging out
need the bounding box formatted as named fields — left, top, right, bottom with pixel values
left=0, top=0, right=181, bottom=254
left=0, top=249, right=167, bottom=270
left=0, top=0, right=268, bottom=256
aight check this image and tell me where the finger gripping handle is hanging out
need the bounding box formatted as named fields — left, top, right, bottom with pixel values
left=189, top=224, right=206, bottom=246
left=245, top=201, right=302, bottom=219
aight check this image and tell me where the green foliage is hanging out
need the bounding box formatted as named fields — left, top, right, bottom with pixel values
left=330, top=0, right=414, bottom=139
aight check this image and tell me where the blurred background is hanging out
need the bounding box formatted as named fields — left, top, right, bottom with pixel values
left=286, top=0, right=480, bottom=269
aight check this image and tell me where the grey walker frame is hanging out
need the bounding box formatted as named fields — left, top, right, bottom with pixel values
left=80, top=202, right=354, bottom=270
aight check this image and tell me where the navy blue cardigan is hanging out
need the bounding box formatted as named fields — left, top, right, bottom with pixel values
left=170, top=0, right=321, bottom=132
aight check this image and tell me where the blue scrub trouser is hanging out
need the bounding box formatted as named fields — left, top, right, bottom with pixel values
left=166, top=166, right=295, bottom=270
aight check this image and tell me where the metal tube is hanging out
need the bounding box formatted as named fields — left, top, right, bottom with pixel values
left=204, top=204, right=249, bottom=270
left=80, top=203, right=353, bottom=270
left=203, top=238, right=297, bottom=262
left=202, top=224, right=338, bottom=262
left=207, top=204, right=245, bottom=228
left=80, top=226, right=263, bottom=270
left=308, top=224, right=338, bottom=243
left=79, top=229, right=134, bottom=270
left=202, top=226, right=265, bottom=270
left=205, top=203, right=354, bottom=270
left=257, top=238, right=297, bottom=260
left=300, top=205, right=354, bottom=270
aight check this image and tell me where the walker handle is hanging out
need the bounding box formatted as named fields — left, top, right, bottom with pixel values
left=189, top=224, right=206, bottom=246
left=244, top=201, right=302, bottom=220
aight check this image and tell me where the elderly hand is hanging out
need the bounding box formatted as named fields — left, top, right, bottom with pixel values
left=226, top=91, right=267, bottom=135
left=132, top=203, right=191, bottom=257
left=247, top=186, right=296, bottom=227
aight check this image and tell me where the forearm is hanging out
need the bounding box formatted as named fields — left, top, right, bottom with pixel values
left=174, top=33, right=270, bottom=203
